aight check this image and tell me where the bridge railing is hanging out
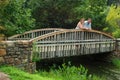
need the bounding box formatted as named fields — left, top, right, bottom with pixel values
left=116, top=38, right=120, bottom=51
left=30, top=29, right=115, bottom=59
left=8, top=28, right=66, bottom=40
left=30, top=29, right=114, bottom=41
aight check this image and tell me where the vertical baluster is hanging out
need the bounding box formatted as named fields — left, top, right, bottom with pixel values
left=78, top=44, right=81, bottom=55
left=41, top=45, right=43, bottom=59
left=75, top=43, right=78, bottom=55
left=89, top=43, right=91, bottom=54
left=37, top=31, right=38, bottom=37
left=31, top=32, right=33, bottom=39
left=95, top=43, right=97, bottom=53
left=49, top=45, right=51, bottom=58
left=53, top=45, right=55, bottom=58
left=62, top=45, right=65, bottom=57
left=42, top=45, right=45, bottom=59
left=44, top=46, right=47, bottom=59
left=48, top=45, right=51, bottom=58
left=91, top=43, right=94, bottom=54
left=110, top=41, right=112, bottom=51
left=59, top=45, right=61, bottom=57
left=97, top=43, right=99, bottom=53
left=68, top=45, right=70, bottom=56
left=61, top=45, right=63, bottom=57
left=80, top=43, right=83, bottom=55
left=40, top=45, right=43, bottom=59
left=67, top=45, right=70, bottom=56
left=65, top=45, right=67, bottom=56
left=64, top=45, right=66, bottom=56
left=87, top=43, right=90, bottom=54
left=46, top=46, right=49, bottom=59
left=51, top=45, right=53, bottom=58
left=67, top=45, right=69, bottom=56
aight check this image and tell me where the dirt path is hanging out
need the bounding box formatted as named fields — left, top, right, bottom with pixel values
left=0, top=72, right=10, bottom=80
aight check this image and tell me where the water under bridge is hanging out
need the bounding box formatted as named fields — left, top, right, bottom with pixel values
left=8, top=28, right=116, bottom=59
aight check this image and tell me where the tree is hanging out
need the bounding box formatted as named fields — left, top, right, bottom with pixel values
left=28, top=0, right=108, bottom=30
left=0, top=0, right=9, bottom=9
left=0, top=0, right=9, bottom=32
left=74, top=0, right=108, bottom=30
left=0, top=0, right=35, bottom=36
left=107, top=0, right=120, bottom=6
left=104, top=5, right=120, bottom=38
left=28, top=0, right=82, bottom=29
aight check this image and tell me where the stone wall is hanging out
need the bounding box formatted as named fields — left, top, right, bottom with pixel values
left=112, top=39, right=120, bottom=57
left=0, top=41, right=36, bottom=73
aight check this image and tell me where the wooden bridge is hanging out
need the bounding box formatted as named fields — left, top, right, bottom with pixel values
left=8, top=28, right=115, bottom=59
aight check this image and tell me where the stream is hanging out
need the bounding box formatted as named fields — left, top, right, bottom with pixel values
left=37, top=52, right=120, bottom=80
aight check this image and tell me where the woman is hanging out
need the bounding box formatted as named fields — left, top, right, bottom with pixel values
left=75, top=18, right=85, bottom=29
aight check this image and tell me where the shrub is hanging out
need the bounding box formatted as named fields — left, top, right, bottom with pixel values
left=111, top=58, right=120, bottom=68
left=32, top=42, right=40, bottom=62
left=104, top=5, right=120, bottom=38
left=39, top=63, right=105, bottom=80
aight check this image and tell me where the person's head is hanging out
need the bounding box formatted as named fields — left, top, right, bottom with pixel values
left=80, top=18, right=85, bottom=23
left=88, top=18, right=92, bottom=23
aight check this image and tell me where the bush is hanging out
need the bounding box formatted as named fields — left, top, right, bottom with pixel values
left=104, top=5, right=120, bottom=38
left=0, top=0, right=35, bottom=36
left=39, top=63, right=105, bottom=80
left=0, top=64, right=106, bottom=80
left=32, top=42, right=40, bottom=62
left=111, top=58, right=120, bottom=68
left=0, top=66, right=54, bottom=80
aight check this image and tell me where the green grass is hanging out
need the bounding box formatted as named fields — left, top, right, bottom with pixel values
left=38, top=63, right=106, bottom=80
left=0, top=64, right=106, bottom=80
left=111, top=57, right=120, bottom=68
left=0, top=66, right=55, bottom=80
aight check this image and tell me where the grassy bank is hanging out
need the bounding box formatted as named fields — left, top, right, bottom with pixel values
left=0, top=64, right=105, bottom=80
left=0, top=66, right=54, bottom=80
left=111, top=57, right=120, bottom=68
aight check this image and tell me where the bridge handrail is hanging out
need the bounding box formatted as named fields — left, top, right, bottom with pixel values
left=36, top=39, right=115, bottom=44
left=8, top=28, right=67, bottom=40
left=29, top=29, right=114, bottom=42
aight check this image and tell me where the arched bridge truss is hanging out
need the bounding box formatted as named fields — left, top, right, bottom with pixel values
left=8, top=28, right=115, bottom=59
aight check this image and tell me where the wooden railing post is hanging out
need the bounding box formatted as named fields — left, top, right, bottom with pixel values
left=115, top=38, right=120, bottom=52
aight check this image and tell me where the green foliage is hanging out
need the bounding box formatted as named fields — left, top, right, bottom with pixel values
left=74, top=0, right=108, bottom=30
left=0, top=0, right=9, bottom=9
left=0, top=0, right=109, bottom=35
left=0, top=64, right=106, bottom=80
left=0, top=0, right=35, bottom=36
left=0, top=0, right=9, bottom=34
left=32, top=42, right=40, bottom=62
left=28, top=0, right=81, bottom=29
left=0, top=66, right=54, bottom=80
left=28, top=0, right=107, bottom=30
left=104, top=5, right=120, bottom=38
left=39, top=63, right=105, bottom=80
left=111, top=58, right=120, bottom=68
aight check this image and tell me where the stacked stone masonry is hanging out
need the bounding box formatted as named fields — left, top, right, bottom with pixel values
left=114, top=39, right=120, bottom=57
left=0, top=41, right=36, bottom=73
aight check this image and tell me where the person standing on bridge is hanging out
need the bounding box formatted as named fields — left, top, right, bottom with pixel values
left=83, top=18, right=92, bottom=30
left=75, top=18, right=87, bottom=29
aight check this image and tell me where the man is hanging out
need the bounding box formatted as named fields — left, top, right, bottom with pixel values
left=83, top=18, right=92, bottom=30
